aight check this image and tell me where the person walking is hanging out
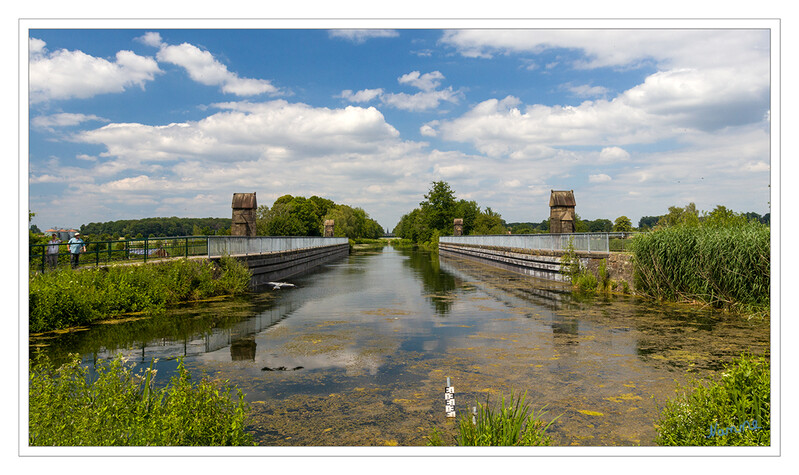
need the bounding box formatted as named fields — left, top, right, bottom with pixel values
left=68, top=232, right=85, bottom=269
left=46, top=233, right=61, bottom=269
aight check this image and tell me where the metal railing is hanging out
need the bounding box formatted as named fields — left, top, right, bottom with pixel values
left=207, top=236, right=348, bottom=257
left=30, top=235, right=348, bottom=272
left=439, top=232, right=638, bottom=254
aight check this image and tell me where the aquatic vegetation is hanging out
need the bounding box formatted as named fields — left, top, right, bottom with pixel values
left=427, top=390, right=558, bottom=446
left=655, top=353, right=770, bottom=446
left=29, top=256, right=251, bottom=333
left=630, top=221, right=769, bottom=316
left=29, top=354, right=254, bottom=446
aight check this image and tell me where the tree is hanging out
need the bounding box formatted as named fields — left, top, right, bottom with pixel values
left=588, top=219, right=613, bottom=233
left=613, top=216, right=633, bottom=232
left=638, top=215, right=662, bottom=230
left=472, top=207, right=507, bottom=235
left=420, top=181, right=457, bottom=235
left=704, top=205, right=748, bottom=227
left=658, top=203, right=699, bottom=228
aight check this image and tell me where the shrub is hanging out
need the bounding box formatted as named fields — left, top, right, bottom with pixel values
left=29, top=354, right=254, bottom=446
left=655, top=353, right=770, bottom=446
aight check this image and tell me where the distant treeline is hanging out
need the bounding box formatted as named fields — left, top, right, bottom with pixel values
left=257, top=194, right=384, bottom=239
left=79, top=217, right=232, bottom=238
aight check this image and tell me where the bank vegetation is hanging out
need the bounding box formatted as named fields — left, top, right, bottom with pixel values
left=29, top=256, right=251, bottom=333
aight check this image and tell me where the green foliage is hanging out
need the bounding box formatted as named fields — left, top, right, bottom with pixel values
left=629, top=219, right=769, bottom=314
left=613, top=215, right=633, bottom=232
left=427, top=390, right=557, bottom=446
left=657, top=203, right=700, bottom=228
left=655, top=353, right=770, bottom=446
left=395, top=181, right=506, bottom=244
left=323, top=204, right=383, bottom=239
left=256, top=194, right=380, bottom=239
left=29, top=258, right=251, bottom=333
left=80, top=217, right=231, bottom=238
left=472, top=207, right=507, bottom=235
left=29, top=354, right=254, bottom=446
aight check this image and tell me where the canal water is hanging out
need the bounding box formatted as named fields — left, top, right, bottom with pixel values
left=29, top=245, right=770, bottom=446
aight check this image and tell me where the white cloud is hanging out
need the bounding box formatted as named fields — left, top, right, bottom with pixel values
left=328, top=30, right=399, bottom=44
left=155, top=42, right=280, bottom=96
left=136, top=32, right=164, bottom=48
left=420, top=121, right=439, bottom=137
left=74, top=100, right=404, bottom=164
left=339, top=88, right=383, bottom=103
left=29, top=38, right=161, bottom=103
left=398, top=71, right=445, bottom=92
left=588, top=173, right=612, bottom=183
left=440, top=29, right=769, bottom=71
left=565, top=83, right=610, bottom=99
left=32, top=112, right=107, bottom=129
left=340, top=71, right=462, bottom=112
left=381, top=88, right=460, bottom=112
left=599, top=147, right=630, bottom=162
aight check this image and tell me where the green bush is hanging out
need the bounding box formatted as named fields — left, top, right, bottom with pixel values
left=29, top=354, right=254, bottom=446
left=29, top=258, right=251, bottom=333
left=655, top=353, right=770, bottom=446
left=427, top=390, right=558, bottom=446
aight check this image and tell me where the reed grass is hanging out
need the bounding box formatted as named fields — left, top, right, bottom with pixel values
left=29, top=353, right=254, bottom=446
left=29, top=256, right=251, bottom=333
left=629, top=221, right=769, bottom=314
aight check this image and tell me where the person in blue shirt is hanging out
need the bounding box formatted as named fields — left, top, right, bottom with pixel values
left=68, top=233, right=86, bottom=269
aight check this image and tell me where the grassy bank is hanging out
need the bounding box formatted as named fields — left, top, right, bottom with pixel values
left=629, top=221, right=769, bottom=316
left=655, top=353, right=770, bottom=446
left=29, top=256, right=251, bottom=333
left=29, top=354, right=254, bottom=446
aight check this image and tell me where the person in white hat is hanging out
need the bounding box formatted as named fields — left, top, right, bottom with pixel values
left=68, top=233, right=86, bottom=269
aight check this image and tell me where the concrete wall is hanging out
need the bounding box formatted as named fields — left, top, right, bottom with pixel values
left=439, top=242, right=634, bottom=288
left=211, top=243, right=349, bottom=289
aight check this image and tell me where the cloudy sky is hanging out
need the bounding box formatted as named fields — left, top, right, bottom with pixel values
left=26, top=25, right=773, bottom=232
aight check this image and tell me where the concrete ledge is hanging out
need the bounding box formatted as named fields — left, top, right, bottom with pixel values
left=439, top=242, right=570, bottom=282
left=211, top=243, right=349, bottom=288
left=439, top=242, right=634, bottom=287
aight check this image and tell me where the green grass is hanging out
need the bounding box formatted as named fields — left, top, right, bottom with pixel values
left=29, top=256, right=251, bottom=333
left=427, top=390, right=558, bottom=446
left=29, top=354, right=254, bottom=446
left=655, top=353, right=770, bottom=446
left=629, top=222, right=769, bottom=315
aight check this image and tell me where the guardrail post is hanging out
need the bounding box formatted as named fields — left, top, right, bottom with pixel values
left=144, top=237, right=148, bottom=263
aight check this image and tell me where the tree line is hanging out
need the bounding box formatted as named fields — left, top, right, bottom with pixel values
left=78, top=217, right=233, bottom=239
left=393, top=181, right=507, bottom=247
left=255, top=194, right=384, bottom=239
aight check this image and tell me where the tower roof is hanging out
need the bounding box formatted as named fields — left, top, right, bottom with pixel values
left=549, top=190, right=576, bottom=207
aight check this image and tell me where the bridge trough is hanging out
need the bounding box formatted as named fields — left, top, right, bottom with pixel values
left=211, top=243, right=349, bottom=289
left=438, top=242, right=631, bottom=285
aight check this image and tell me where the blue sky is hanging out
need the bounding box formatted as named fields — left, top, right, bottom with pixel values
left=27, top=25, right=773, bottom=232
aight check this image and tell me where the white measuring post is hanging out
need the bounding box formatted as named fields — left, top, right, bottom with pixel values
left=445, top=377, right=456, bottom=418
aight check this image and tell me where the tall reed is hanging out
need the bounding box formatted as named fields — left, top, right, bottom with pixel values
left=629, top=221, right=769, bottom=314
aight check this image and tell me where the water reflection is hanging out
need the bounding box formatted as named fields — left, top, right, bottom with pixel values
left=29, top=245, right=769, bottom=446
